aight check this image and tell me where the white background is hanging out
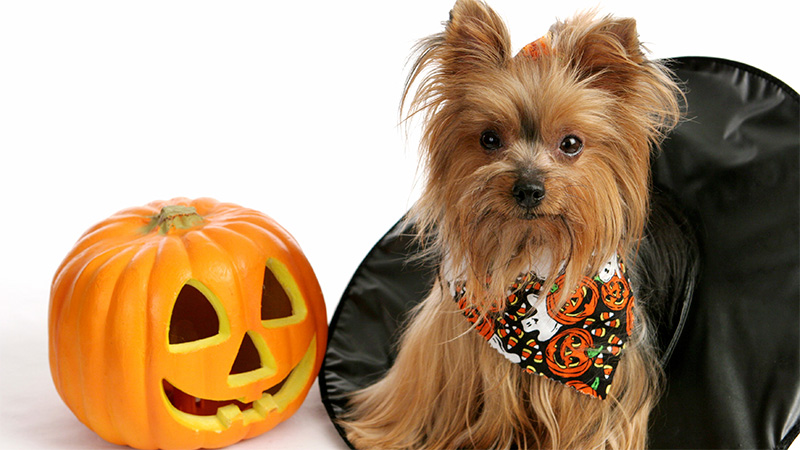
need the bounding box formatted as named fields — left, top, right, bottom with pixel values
left=1, top=1, right=797, bottom=449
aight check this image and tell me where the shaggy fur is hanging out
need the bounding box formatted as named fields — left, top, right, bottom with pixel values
left=341, top=1, right=684, bottom=448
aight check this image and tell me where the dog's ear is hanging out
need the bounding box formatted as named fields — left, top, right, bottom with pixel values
left=552, top=14, right=682, bottom=138
left=403, top=0, right=511, bottom=119
left=442, top=0, right=512, bottom=73
left=553, top=15, right=648, bottom=95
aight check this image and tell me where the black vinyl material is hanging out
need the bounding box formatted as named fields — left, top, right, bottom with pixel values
left=319, top=57, right=800, bottom=449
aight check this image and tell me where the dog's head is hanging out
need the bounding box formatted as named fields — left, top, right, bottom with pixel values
left=406, top=0, right=682, bottom=301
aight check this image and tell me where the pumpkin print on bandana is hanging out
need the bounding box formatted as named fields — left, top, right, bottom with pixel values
left=452, top=254, right=635, bottom=399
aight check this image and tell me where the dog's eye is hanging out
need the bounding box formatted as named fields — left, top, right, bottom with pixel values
left=559, top=135, right=583, bottom=157
left=480, top=130, right=503, bottom=151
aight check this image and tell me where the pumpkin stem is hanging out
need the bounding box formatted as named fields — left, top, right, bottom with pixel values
left=144, top=205, right=204, bottom=235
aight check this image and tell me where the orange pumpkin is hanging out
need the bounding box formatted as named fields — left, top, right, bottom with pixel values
left=48, top=198, right=327, bottom=450
left=601, top=276, right=630, bottom=311
left=545, top=328, right=594, bottom=378
left=546, top=276, right=599, bottom=325
left=565, top=380, right=599, bottom=398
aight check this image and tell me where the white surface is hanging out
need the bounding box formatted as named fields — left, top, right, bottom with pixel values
left=1, top=1, right=797, bottom=449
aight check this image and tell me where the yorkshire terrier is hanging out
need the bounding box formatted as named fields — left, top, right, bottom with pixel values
left=341, top=1, right=692, bottom=448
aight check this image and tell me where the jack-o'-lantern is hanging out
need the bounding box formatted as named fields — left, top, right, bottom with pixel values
left=546, top=276, right=599, bottom=325
left=545, top=328, right=594, bottom=378
left=48, top=198, right=327, bottom=449
left=601, top=276, right=630, bottom=310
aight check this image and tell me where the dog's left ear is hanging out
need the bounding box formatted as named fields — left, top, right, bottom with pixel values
left=553, top=14, right=682, bottom=137
left=553, top=15, right=649, bottom=95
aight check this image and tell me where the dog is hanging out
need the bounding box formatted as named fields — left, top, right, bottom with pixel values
left=341, top=1, right=695, bottom=448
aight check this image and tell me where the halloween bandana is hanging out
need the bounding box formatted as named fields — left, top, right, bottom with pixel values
left=452, top=255, right=635, bottom=399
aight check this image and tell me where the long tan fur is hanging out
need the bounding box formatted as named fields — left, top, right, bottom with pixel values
left=341, top=1, right=682, bottom=448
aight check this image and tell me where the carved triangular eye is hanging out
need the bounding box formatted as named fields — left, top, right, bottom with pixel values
left=261, top=265, right=293, bottom=321
left=260, top=259, right=308, bottom=328
left=168, top=280, right=228, bottom=350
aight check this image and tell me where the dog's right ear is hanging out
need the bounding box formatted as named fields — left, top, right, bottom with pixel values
left=403, top=0, right=511, bottom=115
left=442, top=0, right=512, bottom=74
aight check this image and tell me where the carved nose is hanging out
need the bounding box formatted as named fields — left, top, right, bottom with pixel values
left=229, top=332, right=263, bottom=375
left=512, top=179, right=546, bottom=209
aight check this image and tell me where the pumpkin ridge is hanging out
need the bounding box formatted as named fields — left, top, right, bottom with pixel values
left=76, top=245, right=141, bottom=444
left=201, top=224, right=260, bottom=254
left=59, top=233, right=147, bottom=283
left=54, top=241, right=138, bottom=367
left=74, top=210, right=150, bottom=240
left=213, top=221, right=292, bottom=267
left=105, top=243, right=159, bottom=448
left=138, top=242, right=166, bottom=449
left=182, top=228, right=244, bottom=299
left=151, top=236, right=193, bottom=347
left=61, top=219, right=146, bottom=269
left=198, top=225, right=267, bottom=321
left=223, top=215, right=300, bottom=248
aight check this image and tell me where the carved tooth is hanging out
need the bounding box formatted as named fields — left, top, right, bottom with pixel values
left=253, top=394, right=279, bottom=415
left=216, top=404, right=242, bottom=428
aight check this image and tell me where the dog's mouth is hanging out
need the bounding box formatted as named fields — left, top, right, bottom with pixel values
left=518, top=209, right=559, bottom=221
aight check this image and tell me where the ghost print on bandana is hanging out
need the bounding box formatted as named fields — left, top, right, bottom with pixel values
left=452, top=255, right=635, bottom=399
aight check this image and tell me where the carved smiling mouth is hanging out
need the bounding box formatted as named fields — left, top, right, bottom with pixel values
left=162, top=373, right=288, bottom=416
left=161, top=336, right=316, bottom=430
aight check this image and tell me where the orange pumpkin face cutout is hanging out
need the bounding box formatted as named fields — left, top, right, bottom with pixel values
left=49, top=198, right=327, bottom=449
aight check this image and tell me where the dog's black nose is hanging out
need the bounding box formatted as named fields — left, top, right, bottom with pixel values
left=512, top=179, right=546, bottom=209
